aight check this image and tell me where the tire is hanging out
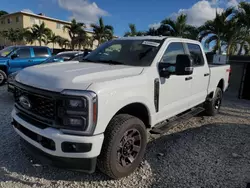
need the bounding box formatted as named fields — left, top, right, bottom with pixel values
left=97, top=114, right=147, bottom=179
left=0, top=70, right=7, bottom=86
left=204, top=87, right=223, bottom=116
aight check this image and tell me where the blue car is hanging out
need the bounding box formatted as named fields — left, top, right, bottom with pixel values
left=0, top=46, right=51, bottom=85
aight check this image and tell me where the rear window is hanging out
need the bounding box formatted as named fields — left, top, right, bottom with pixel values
left=33, top=48, right=50, bottom=57
left=187, top=43, right=204, bottom=66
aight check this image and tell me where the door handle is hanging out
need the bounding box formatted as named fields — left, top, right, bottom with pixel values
left=204, top=73, right=210, bottom=77
left=28, top=60, right=33, bottom=62
left=185, top=76, right=192, bottom=81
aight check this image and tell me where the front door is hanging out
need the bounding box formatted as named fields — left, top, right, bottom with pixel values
left=9, top=48, right=32, bottom=73
left=156, top=41, right=193, bottom=123
left=185, top=43, right=210, bottom=106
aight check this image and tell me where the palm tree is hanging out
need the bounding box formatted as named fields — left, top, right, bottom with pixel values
left=124, top=24, right=144, bottom=37
left=91, top=17, right=114, bottom=46
left=199, top=8, right=234, bottom=54
left=234, top=2, right=250, bottom=55
left=30, top=22, right=52, bottom=46
left=160, top=14, right=193, bottom=37
left=49, top=32, right=60, bottom=50
left=0, top=10, right=8, bottom=17
left=63, top=19, right=85, bottom=50
left=0, top=30, right=8, bottom=45
left=23, top=29, right=36, bottom=45
left=57, top=37, right=70, bottom=49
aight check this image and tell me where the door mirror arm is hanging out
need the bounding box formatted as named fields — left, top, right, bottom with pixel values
left=10, top=54, right=18, bottom=59
left=158, top=62, right=174, bottom=78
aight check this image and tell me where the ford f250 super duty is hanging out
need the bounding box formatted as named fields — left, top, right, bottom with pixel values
left=11, top=36, right=231, bottom=179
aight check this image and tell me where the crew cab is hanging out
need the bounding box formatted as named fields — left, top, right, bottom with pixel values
left=0, top=46, right=51, bottom=85
left=11, top=37, right=230, bottom=179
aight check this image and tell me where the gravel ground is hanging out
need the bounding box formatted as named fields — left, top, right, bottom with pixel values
left=1, top=85, right=250, bottom=188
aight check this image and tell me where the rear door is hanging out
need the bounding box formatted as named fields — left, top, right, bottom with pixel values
left=8, top=48, right=32, bottom=73
left=32, top=47, right=51, bottom=65
left=157, top=41, right=193, bottom=122
left=185, top=43, right=210, bottom=107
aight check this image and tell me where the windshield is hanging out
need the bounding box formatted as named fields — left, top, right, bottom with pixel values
left=81, top=39, right=163, bottom=66
left=0, top=46, right=17, bottom=57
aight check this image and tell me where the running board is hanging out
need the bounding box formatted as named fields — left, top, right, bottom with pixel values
left=150, top=107, right=204, bottom=135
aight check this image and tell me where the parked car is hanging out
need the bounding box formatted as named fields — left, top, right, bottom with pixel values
left=42, top=51, right=83, bottom=64
left=71, top=50, right=92, bottom=61
left=7, top=51, right=84, bottom=93
left=11, top=36, right=231, bottom=179
left=0, top=46, right=51, bottom=85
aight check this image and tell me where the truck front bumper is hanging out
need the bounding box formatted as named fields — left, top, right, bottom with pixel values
left=12, top=109, right=104, bottom=173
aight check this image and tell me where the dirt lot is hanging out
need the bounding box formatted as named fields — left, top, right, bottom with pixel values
left=0, top=85, right=250, bottom=188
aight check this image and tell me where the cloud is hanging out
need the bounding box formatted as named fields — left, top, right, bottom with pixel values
left=148, top=0, right=229, bottom=29
left=58, top=0, right=109, bottom=24
left=22, top=9, right=34, bottom=14
left=171, top=0, right=224, bottom=27
left=227, top=0, right=239, bottom=7
left=148, top=22, right=161, bottom=29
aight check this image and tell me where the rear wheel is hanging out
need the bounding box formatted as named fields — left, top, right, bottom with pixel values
left=204, top=87, right=223, bottom=116
left=97, top=114, right=147, bottom=179
left=0, top=70, right=7, bottom=86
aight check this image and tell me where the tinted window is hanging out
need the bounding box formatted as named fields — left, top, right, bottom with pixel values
left=33, top=48, right=49, bottom=57
left=161, top=42, right=185, bottom=64
left=187, top=43, right=204, bottom=66
left=16, top=48, right=31, bottom=58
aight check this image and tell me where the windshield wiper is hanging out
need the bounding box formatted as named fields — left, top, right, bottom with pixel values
left=80, top=58, right=125, bottom=65
left=80, top=58, right=96, bottom=63
left=98, top=60, right=125, bottom=65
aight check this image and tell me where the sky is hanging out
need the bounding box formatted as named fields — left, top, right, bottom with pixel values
left=0, top=0, right=248, bottom=36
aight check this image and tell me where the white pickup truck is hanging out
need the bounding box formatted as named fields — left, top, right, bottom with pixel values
left=11, top=36, right=230, bottom=179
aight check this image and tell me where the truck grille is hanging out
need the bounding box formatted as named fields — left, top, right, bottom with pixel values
left=14, top=87, right=56, bottom=120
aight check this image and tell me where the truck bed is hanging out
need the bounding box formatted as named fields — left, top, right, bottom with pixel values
left=208, top=64, right=230, bottom=94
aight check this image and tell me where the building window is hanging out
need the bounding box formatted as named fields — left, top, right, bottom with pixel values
left=7, top=18, right=12, bottom=24
left=1, top=20, right=4, bottom=24
left=30, top=17, right=35, bottom=24
left=34, top=19, right=40, bottom=25
left=56, top=23, right=63, bottom=29
left=16, top=16, right=20, bottom=22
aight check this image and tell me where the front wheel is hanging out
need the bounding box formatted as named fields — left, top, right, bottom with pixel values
left=97, top=114, right=147, bottom=179
left=204, top=87, right=223, bottom=116
left=0, top=70, right=7, bottom=86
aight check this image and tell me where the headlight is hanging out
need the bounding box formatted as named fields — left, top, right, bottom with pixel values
left=8, top=71, right=19, bottom=82
left=67, top=99, right=86, bottom=108
left=59, top=90, right=97, bottom=135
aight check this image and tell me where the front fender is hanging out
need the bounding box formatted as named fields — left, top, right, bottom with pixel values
left=93, top=91, right=155, bottom=135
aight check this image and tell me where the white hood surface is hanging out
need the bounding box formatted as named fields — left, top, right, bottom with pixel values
left=15, top=61, right=144, bottom=92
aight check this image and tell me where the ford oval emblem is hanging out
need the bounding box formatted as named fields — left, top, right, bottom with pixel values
left=19, top=96, right=31, bottom=109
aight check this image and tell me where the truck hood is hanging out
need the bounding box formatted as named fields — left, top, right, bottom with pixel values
left=16, top=61, right=144, bottom=92
left=0, top=57, right=8, bottom=64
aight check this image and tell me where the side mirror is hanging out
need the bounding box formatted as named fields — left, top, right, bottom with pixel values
left=11, top=54, right=18, bottom=59
left=175, top=54, right=193, bottom=75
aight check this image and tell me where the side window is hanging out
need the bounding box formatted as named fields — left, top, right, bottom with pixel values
left=16, top=48, right=31, bottom=58
left=187, top=43, right=204, bottom=66
left=33, top=48, right=50, bottom=57
left=160, top=42, right=185, bottom=64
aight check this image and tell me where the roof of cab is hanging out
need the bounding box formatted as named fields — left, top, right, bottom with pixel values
left=116, top=36, right=168, bottom=41
left=115, top=36, right=199, bottom=43
left=8, top=45, right=50, bottom=49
